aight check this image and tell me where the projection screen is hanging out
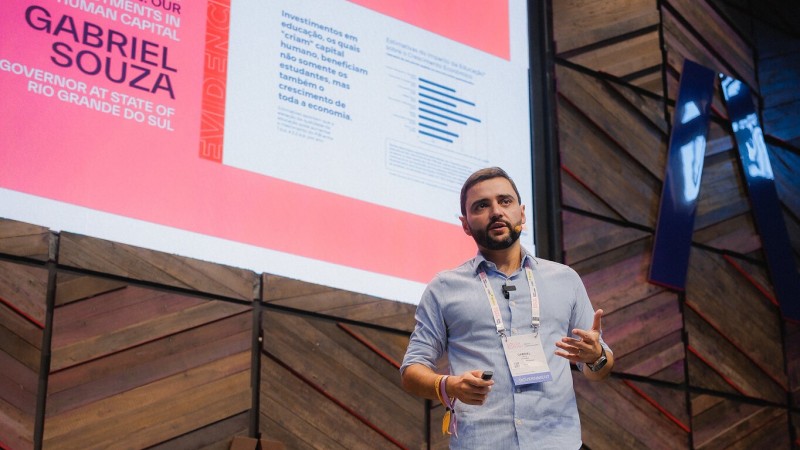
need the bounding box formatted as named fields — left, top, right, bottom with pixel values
left=0, top=0, right=534, bottom=304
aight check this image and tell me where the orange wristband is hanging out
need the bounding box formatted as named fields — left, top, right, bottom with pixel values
left=434, top=375, right=444, bottom=405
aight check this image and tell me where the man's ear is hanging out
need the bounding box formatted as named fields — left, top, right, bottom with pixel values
left=460, top=216, right=472, bottom=236
left=521, top=204, right=526, bottom=226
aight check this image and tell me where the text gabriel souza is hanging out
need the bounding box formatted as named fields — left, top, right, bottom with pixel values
left=24, top=5, right=177, bottom=100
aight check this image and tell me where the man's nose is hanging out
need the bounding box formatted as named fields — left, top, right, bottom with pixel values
left=489, top=203, right=504, bottom=219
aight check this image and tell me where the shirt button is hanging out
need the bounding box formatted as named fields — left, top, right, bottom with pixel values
left=515, top=419, right=523, bottom=425
left=515, top=388, right=522, bottom=393
left=510, top=301, right=516, bottom=307
left=512, top=328, right=518, bottom=334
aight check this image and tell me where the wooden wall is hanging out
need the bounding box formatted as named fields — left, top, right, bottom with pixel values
left=553, top=0, right=799, bottom=448
left=0, top=219, right=429, bottom=450
left=1, top=0, right=798, bottom=449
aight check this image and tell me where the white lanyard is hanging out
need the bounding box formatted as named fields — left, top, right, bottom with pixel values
left=478, top=259, right=540, bottom=338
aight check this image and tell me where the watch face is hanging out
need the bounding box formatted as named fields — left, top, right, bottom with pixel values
left=589, top=356, right=607, bottom=372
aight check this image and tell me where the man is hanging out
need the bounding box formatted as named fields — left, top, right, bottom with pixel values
left=401, top=167, right=613, bottom=449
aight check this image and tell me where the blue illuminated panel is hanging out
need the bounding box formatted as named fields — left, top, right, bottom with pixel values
left=649, top=60, right=717, bottom=290
left=721, top=75, right=800, bottom=321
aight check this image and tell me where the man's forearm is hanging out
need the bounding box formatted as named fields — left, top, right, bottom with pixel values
left=401, top=363, right=441, bottom=400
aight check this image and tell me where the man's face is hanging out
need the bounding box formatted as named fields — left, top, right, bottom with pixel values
left=460, top=177, right=525, bottom=251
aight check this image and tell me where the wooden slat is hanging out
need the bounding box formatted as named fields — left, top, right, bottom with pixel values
left=692, top=213, right=762, bottom=255
left=0, top=217, right=51, bottom=261
left=51, top=299, right=249, bottom=371
left=58, top=232, right=258, bottom=301
left=0, top=321, right=41, bottom=372
left=261, top=356, right=399, bottom=449
left=685, top=308, right=786, bottom=403
left=601, top=291, right=682, bottom=361
left=147, top=411, right=250, bottom=450
left=574, top=241, right=665, bottom=315
left=568, top=31, right=662, bottom=80
left=104, top=373, right=250, bottom=450
left=43, top=352, right=251, bottom=447
left=614, top=329, right=685, bottom=382
left=553, top=0, right=660, bottom=55
left=558, top=101, right=662, bottom=227
left=575, top=375, right=689, bottom=449
left=0, top=302, right=43, bottom=351
left=0, top=261, right=49, bottom=325
left=557, top=64, right=667, bottom=180
left=662, top=9, right=754, bottom=94
left=692, top=397, right=788, bottom=449
left=263, top=273, right=416, bottom=331
left=52, top=288, right=197, bottom=347
left=685, top=249, right=785, bottom=394
left=0, top=396, right=34, bottom=450
left=262, top=312, right=419, bottom=445
left=563, top=210, right=650, bottom=264
left=0, top=350, right=38, bottom=415
left=666, top=0, right=755, bottom=87
left=47, top=312, right=251, bottom=415
left=561, top=170, right=625, bottom=221
left=54, top=273, right=127, bottom=307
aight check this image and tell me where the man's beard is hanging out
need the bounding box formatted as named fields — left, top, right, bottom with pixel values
left=470, top=219, right=522, bottom=250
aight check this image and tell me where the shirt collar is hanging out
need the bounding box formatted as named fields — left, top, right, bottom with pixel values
left=471, top=247, right=534, bottom=274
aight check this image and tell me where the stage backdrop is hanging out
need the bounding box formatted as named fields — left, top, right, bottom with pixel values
left=0, top=0, right=535, bottom=304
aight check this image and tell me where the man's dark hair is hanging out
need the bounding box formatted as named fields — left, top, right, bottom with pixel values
left=460, top=167, right=522, bottom=216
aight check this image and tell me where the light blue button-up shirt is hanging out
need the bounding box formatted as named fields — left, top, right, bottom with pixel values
left=401, top=249, right=608, bottom=449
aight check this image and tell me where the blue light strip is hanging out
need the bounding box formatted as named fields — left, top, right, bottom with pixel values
left=649, top=60, right=717, bottom=290
left=721, top=75, right=800, bottom=321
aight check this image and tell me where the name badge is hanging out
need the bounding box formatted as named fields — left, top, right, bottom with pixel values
left=501, top=333, right=552, bottom=386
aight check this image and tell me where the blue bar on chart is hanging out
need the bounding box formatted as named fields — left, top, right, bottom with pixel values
left=417, top=77, right=481, bottom=144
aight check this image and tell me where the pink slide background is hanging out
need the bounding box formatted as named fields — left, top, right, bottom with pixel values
left=0, top=1, right=476, bottom=285
left=349, top=0, right=510, bottom=60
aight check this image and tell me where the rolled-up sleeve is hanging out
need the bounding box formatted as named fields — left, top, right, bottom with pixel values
left=400, top=279, right=447, bottom=374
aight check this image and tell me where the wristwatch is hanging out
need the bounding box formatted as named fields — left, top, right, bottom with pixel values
left=587, top=347, right=607, bottom=372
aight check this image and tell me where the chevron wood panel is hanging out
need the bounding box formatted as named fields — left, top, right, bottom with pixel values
left=575, top=375, right=689, bottom=449
left=0, top=260, right=47, bottom=450
left=684, top=249, right=785, bottom=400
left=262, top=274, right=417, bottom=332
left=58, top=232, right=259, bottom=302
left=691, top=394, right=790, bottom=449
left=42, top=275, right=252, bottom=449
left=665, top=0, right=755, bottom=87
left=260, top=309, right=419, bottom=449
left=556, top=70, right=666, bottom=228
left=557, top=65, right=667, bottom=183
left=552, top=0, right=662, bottom=93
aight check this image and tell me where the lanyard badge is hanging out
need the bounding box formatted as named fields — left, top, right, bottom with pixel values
left=479, top=260, right=552, bottom=386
